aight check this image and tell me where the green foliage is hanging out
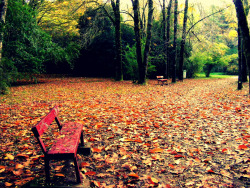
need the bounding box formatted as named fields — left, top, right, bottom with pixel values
left=187, top=52, right=205, bottom=78
left=189, top=42, right=232, bottom=77
left=123, top=43, right=156, bottom=81
left=123, top=45, right=138, bottom=81
left=1, top=0, right=80, bottom=91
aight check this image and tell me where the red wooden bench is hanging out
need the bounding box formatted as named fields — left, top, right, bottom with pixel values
left=31, top=106, right=89, bottom=183
left=156, top=76, right=169, bottom=85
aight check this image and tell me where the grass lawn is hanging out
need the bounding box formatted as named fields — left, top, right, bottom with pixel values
left=196, top=72, right=237, bottom=79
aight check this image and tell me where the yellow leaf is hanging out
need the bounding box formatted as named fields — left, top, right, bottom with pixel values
left=6, top=153, right=14, bottom=160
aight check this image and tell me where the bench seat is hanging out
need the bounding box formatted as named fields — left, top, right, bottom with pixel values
left=48, top=122, right=83, bottom=156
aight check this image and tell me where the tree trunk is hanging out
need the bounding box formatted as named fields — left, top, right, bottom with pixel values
left=179, top=0, right=188, bottom=81
left=233, top=0, right=250, bottom=94
left=172, top=0, right=178, bottom=83
left=238, top=27, right=243, bottom=90
left=111, top=0, right=123, bottom=81
left=162, top=0, right=166, bottom=76
left=242, top=0, right=248, bottom=82
left=165, top=0, right=173, bottom=78
left=142, top=0, right=153, bottom=84
left=132, top=0, right=143, bottom=83
left=205, top=64, right=214, bottom=78
left=0, top=0, right=8, bottom=94
left=0, top=0, right=7, bottom=65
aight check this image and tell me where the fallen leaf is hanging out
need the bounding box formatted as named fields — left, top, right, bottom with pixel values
left=85, top=171, right=96, bottom=176
left=128, top=173, right=139, bottom=179
left=149, top=148, right=164, bottom=153
left=54, top=173, right=65, bottom=177
left=238, top=145, right=248, bottom=150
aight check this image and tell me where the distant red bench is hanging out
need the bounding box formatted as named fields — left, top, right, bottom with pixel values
left=31, top=106, right=90, bottom=183
left=156, top=76, right=169, bottom=85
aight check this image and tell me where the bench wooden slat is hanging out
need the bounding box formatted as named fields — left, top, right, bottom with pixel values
left=48, top=122, right=83, bottom=155
left=35, top=107, right=59, bottom=136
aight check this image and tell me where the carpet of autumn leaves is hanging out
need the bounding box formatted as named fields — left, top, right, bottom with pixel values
left=0, top=77, right=250, bottom=187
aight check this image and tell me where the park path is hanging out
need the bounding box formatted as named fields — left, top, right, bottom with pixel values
left=0, top=77, right=249, bottom=187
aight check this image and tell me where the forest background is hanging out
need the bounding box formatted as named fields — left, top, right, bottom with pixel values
left=0, top=0, right=249, bottom=93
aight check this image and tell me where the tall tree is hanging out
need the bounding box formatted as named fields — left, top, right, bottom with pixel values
left=142, top=0, right=153, bottom=83
left=131, top=0, right=153, bottom=84
left=178, top=0, right=188, bottom=81
left=233, top=0, right=250, bottom=94
left=240, top=0, right=248, bottom=83
left=0, top=0, right=7, bottom=64
left=104, top=0, right=123, bottom=81
left=131, top=0, right=143, bottom=83
left=172, top=0, right=178, bottom=83
left=165, top=0, right=173, bottom=78
left=0, top=0, right=8, bottom=94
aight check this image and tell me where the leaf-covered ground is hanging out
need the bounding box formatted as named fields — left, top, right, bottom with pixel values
left=0, top=77, right=249, bottom=187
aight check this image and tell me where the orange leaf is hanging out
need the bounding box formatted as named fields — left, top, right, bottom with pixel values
left=15, top=163, right=24, bottom=169
left=238, top=145, right=248, bottom=150
left=134, top=139, right=143, bottom=143
left=92, top=181, right=101, bottom=187
left=149, top=148, right=164, bottom=153
left=5, top=182, right=13, bottom=187
left=92, top=148, right=102, bottom=153
left=85, top=171, right=96, bottom=176
left=128, top=173, right=139, bottom=179
left=13, top=169, right=23, bottom=176
left=168, top=164, right=175, bottom=169
left=54, top=173, right=65, bottom=177
left=81, top=162, right=90, bottom=167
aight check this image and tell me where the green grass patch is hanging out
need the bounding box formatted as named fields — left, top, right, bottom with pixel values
left=196, top=72, right=237, bottom=79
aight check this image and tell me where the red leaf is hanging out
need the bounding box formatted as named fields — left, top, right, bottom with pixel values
left=238, top=145, right=248, bottom=150
left=222, top=148, right=228, bottom=153
left=168, top=164, right=175, bottom=169
left=92, top=148, right=102, bottom=153
left=80, top=162, right=90, bottom=167
left=207, top=169, right=215, bottom=173
left=174, top=155, right=184, bottom=158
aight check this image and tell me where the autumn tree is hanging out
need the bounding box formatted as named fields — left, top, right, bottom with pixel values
left=172, top=0, right=178, bottom=83
left=103, top=0, right=123, bottom=81
left=178, top=0, right=188, bottom=81
left=233, top=0, right=250, bottom=94
left=165, top=0, right=173, bottom=79
left=131, top=0, right=154, bottom=84
left=160, top=0, right=173, bottom=78
left=0, top=0, right=8, bottom=93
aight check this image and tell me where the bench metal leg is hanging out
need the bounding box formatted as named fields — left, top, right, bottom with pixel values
left=45, top=158, right=50, bottom=182
left=80, top=131, right=84, bottom=147
left=73, top=156, right=82, bottom=183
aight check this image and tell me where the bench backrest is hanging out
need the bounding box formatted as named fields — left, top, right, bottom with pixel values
left=157, top=76, right=164, bottom=79
left=31, top=106, right=60, bottom=154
